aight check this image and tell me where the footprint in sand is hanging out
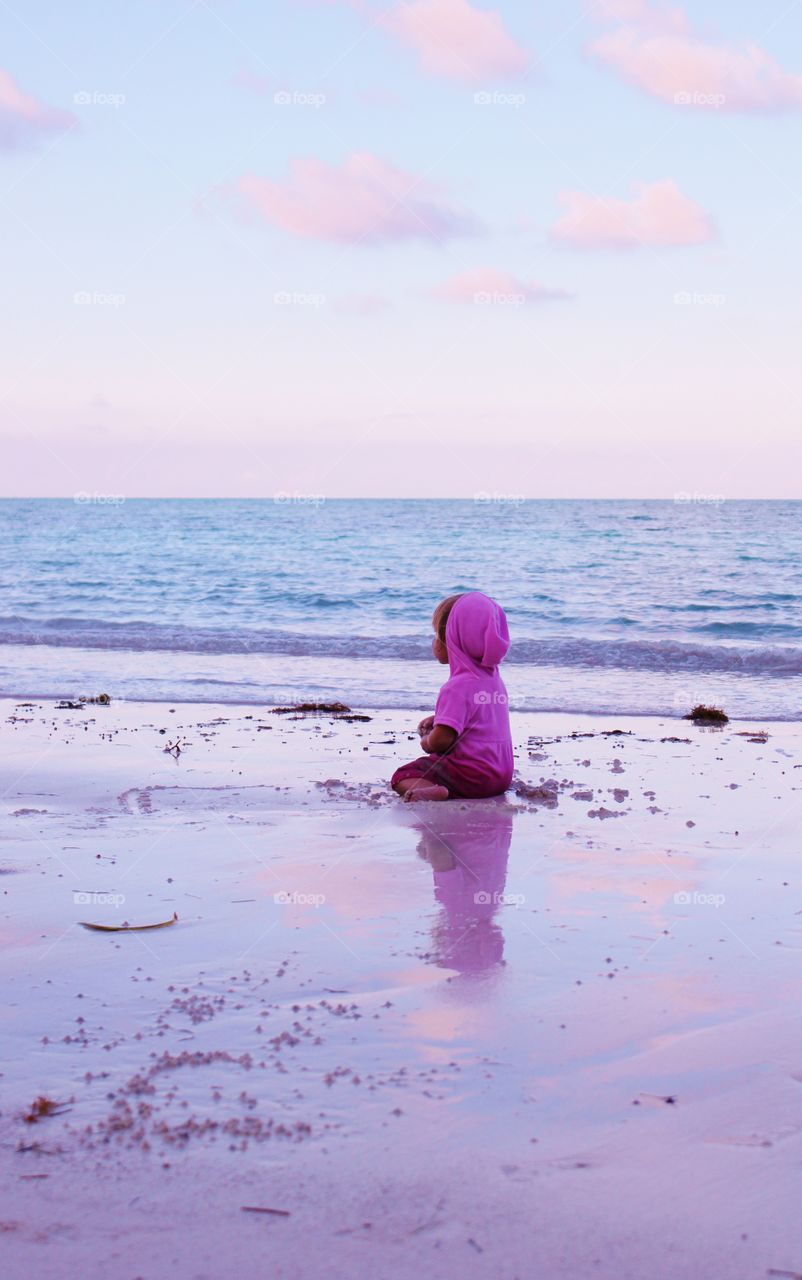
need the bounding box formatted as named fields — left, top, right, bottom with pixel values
left=117, top=788, right=154, bottom=816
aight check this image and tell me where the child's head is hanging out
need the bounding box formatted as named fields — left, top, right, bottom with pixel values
left=432, top=592, right=510, bottom=672
left=432, top=594, right=463, bottom=663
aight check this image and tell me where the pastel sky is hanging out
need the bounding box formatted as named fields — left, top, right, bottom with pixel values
left=2, top=0, right=801, bottom=498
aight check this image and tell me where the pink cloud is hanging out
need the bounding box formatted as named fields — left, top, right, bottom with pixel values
left=233, top=153, right=476, bottom=245
left=380, top=0, right=528, bottom=83
left=0, top=69, right=76, bottom=149
left=588, top=2, right=802, bottom=111
left=551, top=179, right=715, bottom=250
left=435, top=267, right=571, bottom=303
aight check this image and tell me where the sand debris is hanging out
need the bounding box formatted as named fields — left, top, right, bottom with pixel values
left=23, top=1096, right=71, bottom=1123
left=514, top=780, right=561, bottom=807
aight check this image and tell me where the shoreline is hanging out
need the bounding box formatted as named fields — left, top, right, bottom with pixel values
left=5, top=691, right=800, bottom=722
left=2, top=650, right=800, bottom=721
left=2, top=697, right=802, bottom=1277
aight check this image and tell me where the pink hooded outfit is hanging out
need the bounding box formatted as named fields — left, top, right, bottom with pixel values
left=391, top=592, right=514, bottom=800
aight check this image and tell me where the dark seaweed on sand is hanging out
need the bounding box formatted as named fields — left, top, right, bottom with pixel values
left=271, top=702, right=372, bottom=722
left=683, top=704, right=729, bottom=724
left=24, top=1096, right=70, bottom=1123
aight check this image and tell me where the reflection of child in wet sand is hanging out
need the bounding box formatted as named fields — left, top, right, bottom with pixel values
left=412, top=804, right=514, bottom=972
left=391, top=592, right=514, bottom=802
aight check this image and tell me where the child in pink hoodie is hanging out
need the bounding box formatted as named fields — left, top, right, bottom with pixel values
left=391, top=592, right=514, bottom=802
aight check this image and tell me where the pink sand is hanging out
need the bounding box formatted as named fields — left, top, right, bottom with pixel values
left=1, top=699, right=801, bottom=1278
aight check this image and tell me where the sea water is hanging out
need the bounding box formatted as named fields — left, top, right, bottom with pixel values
left=1, top=498, right=800, bottom=719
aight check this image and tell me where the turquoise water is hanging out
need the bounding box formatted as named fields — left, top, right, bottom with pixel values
left=1, top=499, right=800, bottom=717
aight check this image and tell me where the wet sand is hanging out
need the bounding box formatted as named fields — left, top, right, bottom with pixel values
left=2, top=698, right=801, bottom=1279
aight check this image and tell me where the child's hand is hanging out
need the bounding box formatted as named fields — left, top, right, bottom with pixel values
left=421, top=724, right=458, bottom=755
left=417, top=715, right=435, bottom=737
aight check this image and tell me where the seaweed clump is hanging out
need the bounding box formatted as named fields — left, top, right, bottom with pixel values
left=683, top=704, right=729, bottom=724
left=271, top=702, right=372, bottom=723
left=55, top=693, right=111, bottom=710
left=23, top=1096, right=69, bottom=1123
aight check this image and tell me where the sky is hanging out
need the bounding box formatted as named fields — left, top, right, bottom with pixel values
left=1, top=0, right=801, bottom=499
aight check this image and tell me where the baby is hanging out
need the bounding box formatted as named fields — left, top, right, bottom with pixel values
left=391, top=591, right=514, bottom=802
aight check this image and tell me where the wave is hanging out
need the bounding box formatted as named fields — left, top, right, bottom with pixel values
left=1, top=616, right=802, bottom=677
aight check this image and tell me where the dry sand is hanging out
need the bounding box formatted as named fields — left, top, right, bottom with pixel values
left=1, top=697, right=801, bottom=1279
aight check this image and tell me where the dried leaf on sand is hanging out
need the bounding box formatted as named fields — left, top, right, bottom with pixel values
left=79, top=911, right=178, bottom=933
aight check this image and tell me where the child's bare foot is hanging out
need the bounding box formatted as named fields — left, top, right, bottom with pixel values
left=402, top=782, right=450, bottom=802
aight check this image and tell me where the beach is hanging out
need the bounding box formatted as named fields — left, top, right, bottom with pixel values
left=2, top=696, right=801, bottom=1279
left=4, top=0, right=802, bottom=1266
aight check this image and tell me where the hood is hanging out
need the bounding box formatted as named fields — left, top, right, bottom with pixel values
left=445, top=591, right=510, bottom=677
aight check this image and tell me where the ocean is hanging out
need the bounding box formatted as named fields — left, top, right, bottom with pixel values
left=1, top=498, right=800, bottom=719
